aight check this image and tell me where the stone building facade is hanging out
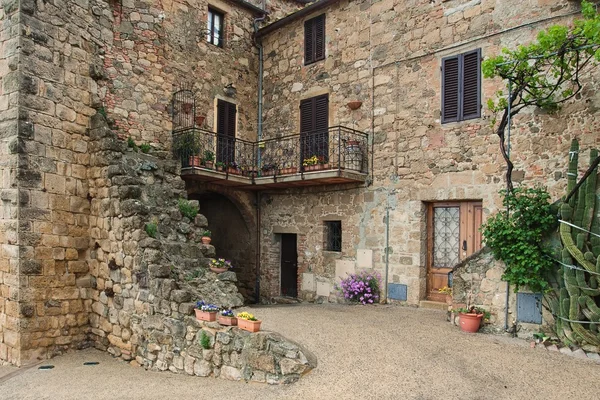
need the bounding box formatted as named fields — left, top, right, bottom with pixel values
left=256, top=0, right=600, bottom=312
left=1, top=0, right=600, bottom=367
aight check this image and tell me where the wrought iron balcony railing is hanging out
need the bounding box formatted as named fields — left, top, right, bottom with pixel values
left=172, top=126, right=369, bottom=182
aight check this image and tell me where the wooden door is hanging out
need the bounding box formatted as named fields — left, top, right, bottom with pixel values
left=426, top=201, right=482, bottom=301
left=216, top=99, right=236, bottom=164
left=280, top=234, right=298, bottom=297
left=300, top=94, right=329, bottom=164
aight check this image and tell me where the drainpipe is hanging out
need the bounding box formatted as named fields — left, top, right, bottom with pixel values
left=384, top=194, right=390, bottom=303
left=255, top=191, right=261, bottom=304
left=253, top=5, right=266, bottom=304
left=253, top=7, right=266, bottom=167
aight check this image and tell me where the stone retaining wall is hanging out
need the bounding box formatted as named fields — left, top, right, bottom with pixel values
left=140, top=317, right=317, bottom=384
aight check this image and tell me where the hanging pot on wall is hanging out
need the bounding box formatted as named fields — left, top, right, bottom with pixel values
left=347, top=100, right=362, bottom=110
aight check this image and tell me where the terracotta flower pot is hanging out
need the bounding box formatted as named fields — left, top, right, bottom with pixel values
left=210, top=267, right=228, bottom=273
left=445, top=294, right=453, bottom=306
left=195, top=115, right=205, bottom=127
left=347, top=100, right=362, bottom=110
left=218, top=316, right=237, bottom=326
left=188, top=156, right=201, bottom=167
left=195, top=309, right=217, bottom=322
left=458, top=313, right=483, bottom=333
left=201, top=236, right=211, bottom=244
left=204, top=161, right=214, bottom=169
left=238, top=318, right=261, bottom=332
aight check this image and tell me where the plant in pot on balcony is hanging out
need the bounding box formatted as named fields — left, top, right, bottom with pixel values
left=201, top=229, right=211, bottom=244
left=261, top=163, right=277, bottom=176
left=302, top=155, right=320, bottom=171
left=227, top=161, right=241, bottom=175
left=195, top=301, right=219, bottom=322
left=218, top=309, right=237, bottom=326
left=237, top=311, right=261, bottom=332
left=202, top=150, right=214, bottom=169
left=452, top=306, right=490, bottom=333
left=209, top=258, right=233, bottom=273
left=215, top=161, right=226, bottom=172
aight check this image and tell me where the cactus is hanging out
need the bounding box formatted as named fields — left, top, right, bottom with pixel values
left=554, top=140, right=600, bottom=349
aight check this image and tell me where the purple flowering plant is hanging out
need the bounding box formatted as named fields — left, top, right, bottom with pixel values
left=220, top=309, right=234, bottom=317
left=335, top=270, right=381, bottom=305
left=196, top=300, right=219, bottom=312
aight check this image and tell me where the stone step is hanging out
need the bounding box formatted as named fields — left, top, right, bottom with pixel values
left=419, top=300, right=448, bottom=311
left=271, top=296, right=302, bottom=304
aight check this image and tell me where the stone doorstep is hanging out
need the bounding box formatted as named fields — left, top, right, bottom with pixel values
left=533, top=342, right=600, bottom=363
left=418, top=300, right=448, bottom=311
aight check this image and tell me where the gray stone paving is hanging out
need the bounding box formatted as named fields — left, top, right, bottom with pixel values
left=1, top=304, right=599, bottom=400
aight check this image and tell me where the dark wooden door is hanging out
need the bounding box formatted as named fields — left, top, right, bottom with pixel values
left=280, top=234, right=298, bottom=297
left=217, top=99, right=236, bottom=164
left=300, top=95, right=329, bottom=164
left=426, top=201, right=482, bottom=301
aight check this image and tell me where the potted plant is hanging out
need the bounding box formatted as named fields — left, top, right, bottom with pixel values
left=227, top=162, right=240, bottom=175
left=261, top=163, right=277, bottom=176
left=303, top=155, right=329, bottom=171
left=203, top=150, right=214, bottom=169
left=215, top=161, right=226, bottom=172
left=218, top=309, right=237, bottom=326
left=237, top=311, right=261, bottom=332
left=194, top=301, right=219, bottom=322
left=453, top=306, right=489, bottom=333
left=195, top=115, right=206, bottom=127
left=209, top=258, right=233, bottom=273
left=438, top=286, right=453, bottom=306
left=201, top=230, right=211, bottom=244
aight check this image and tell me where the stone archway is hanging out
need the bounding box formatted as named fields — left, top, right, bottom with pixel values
left=187, top=187, right=257, bottom=302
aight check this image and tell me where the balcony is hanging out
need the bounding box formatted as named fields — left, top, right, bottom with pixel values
left=172, top=126, right=370, bottom=190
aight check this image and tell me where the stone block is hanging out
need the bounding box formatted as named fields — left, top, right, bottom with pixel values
left=220, top=365, right=241, bottom=381
left=301, top=273, right=315, bottom=292
left=356, top=249, right=373, bottom=268
left=279, top=358, right=307, bottom=375
left=194, top=360, right=212, bottom=377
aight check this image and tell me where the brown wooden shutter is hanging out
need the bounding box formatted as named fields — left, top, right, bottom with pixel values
left=461, top=49, right=481, bottom=120
left=314, top=94, right=328, bottom=131
left=304, top=14, right=325, bottom=65
left=300, top=99, right=313, bottom=133
left=314, top=14, right=325, bottom=62
left=217, top=100, right=227, bottom=134
left=442, top=55, right=460, bottom=123
left=304, top=19, right=314, bottom=65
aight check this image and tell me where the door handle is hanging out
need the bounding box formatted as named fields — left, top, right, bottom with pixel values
left=462, top=240, right=467, bottom=251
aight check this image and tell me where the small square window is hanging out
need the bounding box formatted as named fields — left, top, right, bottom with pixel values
left=324, top=221, right=342, bottom=252
left=207, top=7, right=224, bottom=48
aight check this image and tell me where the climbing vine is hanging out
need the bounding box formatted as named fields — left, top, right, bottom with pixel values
left=481, top=187, right=557, bottom=292
left=482, top=1, right=600, bottom=192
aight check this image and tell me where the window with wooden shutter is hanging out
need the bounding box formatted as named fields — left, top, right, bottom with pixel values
left=441, top=49, right=481, bottom=123
left=300, top=94, right=329, bottom=164
left=217, top=99, right=236, bottom=164
left=304, top=14, right=326, bottom=65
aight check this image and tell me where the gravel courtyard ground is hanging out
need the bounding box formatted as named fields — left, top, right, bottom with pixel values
left=1, top=304, right=599, bottom=400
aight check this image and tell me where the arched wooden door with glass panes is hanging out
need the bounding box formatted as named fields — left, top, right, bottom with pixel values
left=426, top=201, right=482, bottom=302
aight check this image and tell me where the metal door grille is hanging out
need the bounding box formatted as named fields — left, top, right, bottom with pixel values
left=433, top=207, right=460, bottom=268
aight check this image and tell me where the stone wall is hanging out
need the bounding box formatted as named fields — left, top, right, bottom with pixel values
left=86, top=113, right=244, bottom=360
left=140, top=317, right=317, bottom=384
left=257, top=0, right=600, bottom=302
left=0, top=0, right=21, bottom=365
left=451, top=247, right=554, bottom=336
left=99, top=0, right=261, bottom=146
